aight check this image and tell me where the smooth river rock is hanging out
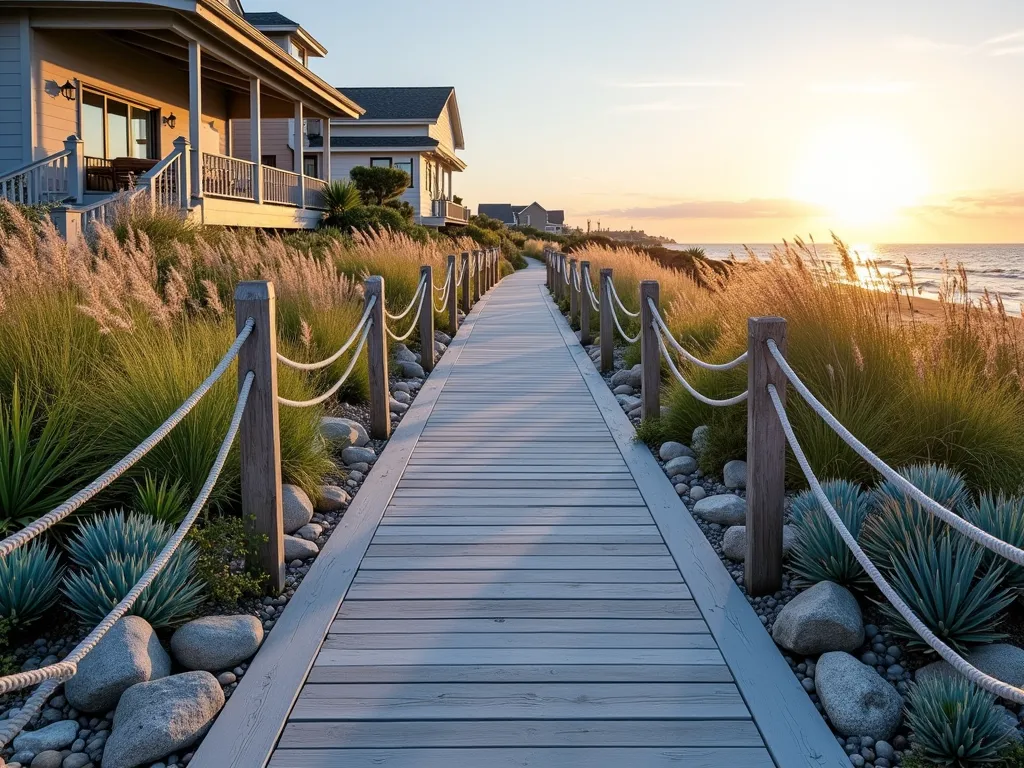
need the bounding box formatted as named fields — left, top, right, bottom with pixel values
left=772, top=581, right=864, bottom=655
left=723, top=459, right=747, bottom=489
left=65, top=616, right=170, bottom=713
left=692, top=494, right=746, bottom=526
left=691, top=425, right=710, bottom=456
left=341, top=446, right=376, bottom=466
left=281, top=484, right=314, bottom=535
left=397, top=361, right=426, bottom=379
left=170, top=615, right=264, bottom=672
left=284, top=534, right=319, bottom=561
left=916, top=643, right=1024, bottom=688
left=318, top=417, right=369, bottom=449
left=664, top=456, right=697, bottom=477
left=659, top=441, right=695, bottom=461
left=815, top=651, right=903, bottom=740
left=12, top=720, right=79, bottom=754
left=722, top=524, right=796, bottom=562
left=315, top=485, right=350, bottom=513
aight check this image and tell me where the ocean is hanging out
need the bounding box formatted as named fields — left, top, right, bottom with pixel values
left=665, top=243, right=1024, bottom=315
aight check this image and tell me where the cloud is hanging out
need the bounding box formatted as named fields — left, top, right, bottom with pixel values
left=809, top=81, right=916, bottom=95
left=606, top=79, right=743, bottom=89
left=890, top=29, right=1024, bottom=57
left=588, top=198, right=829, bottom=220
left=612, top=101, right=701, bottom=114
left=907, top=191, right=1024, bottom=218
left=983, top=29, right=1024, bottom=46
left=990, top=45, right=1024, bottom=57
left=888, top=35, right=966, bottom=53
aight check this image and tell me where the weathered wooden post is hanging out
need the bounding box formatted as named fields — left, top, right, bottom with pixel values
left=555, top=254, right=564, bottom=302
left=461, top=251, right=472, bottom=314
left=639, top=281, right=661, bottom=420
left=491, top=248, right=499, bottom=286
left=580, top=261, right=593, bottom=345
left=364, top=276, right=390, bottom=439
left=419, top=265, right=435, bottom=373
left=545, top=249, right=553, bottom=291
left=484, top=249, right=492, bottom=292
left=234, top=281, right=284, bottom=593
left=569, top=258, right=579, bottom=326
left=447, top=254, right=459, bottom=334
left=745, top=317, right=788, bottom=595
left=600, top=268, right=614, bottom=372
left=473, top=250, right=483, bottom=302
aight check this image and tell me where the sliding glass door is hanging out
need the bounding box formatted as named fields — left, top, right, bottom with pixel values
left=81, top=89, right=157, bottom=161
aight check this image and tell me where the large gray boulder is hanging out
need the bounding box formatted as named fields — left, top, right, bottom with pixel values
left=12, top=720, right=79, bottom=754
left=393, top=344, right=417, bottom=363
left=772, top=581, right=864, bottom=655
left=659, top=442, right=695, bottom=462
left=341, top=446, right=376, bottom=466
left=691, top=425, right=710, bottom=456
left=319, top=417, right=369, bottom=449
left=397, top=361, right=425, bottom=379
left=627, top=364, right=643, bottom=389
left=610, top=369, right=632, bottom=388
left=65, top=616, right=170, bottom=713
left=281, top=484, right=314, bottom=535
left=102, top=672, right=224, bottom=768
left=917, top=644, right=1024, bottom=687
left=170, top=615, right=263, bottom=672
left=723, top=459, right=747, bottom=489
left=316, top=485, right=350, bottom=513
left=815, top=652, right=903, bottom=739
left=722, top=524, right=796, bottom=562
left=284, top=534, right=319, bottom=561
left=692, top=494, right=746, bottom=526
left=664, top=456, right=697, bottom=477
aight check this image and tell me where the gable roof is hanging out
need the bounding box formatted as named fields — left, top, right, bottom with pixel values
left=242, top=10, right=328, bottom=57
left=478, top=204, right=517, bottom=225
left=337, top=87, right=465, bottom=150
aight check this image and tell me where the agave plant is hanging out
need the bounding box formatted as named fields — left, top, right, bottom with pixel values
left=965, top=493, right=1024, bottom=592
left=873, top=462, right=971, bottom=513
left=63, top=510, right=205, bottom=628
left=321, top=180, right=362, bottom=222
left=789, top=479, right=870, bottom=590
left=906, top=675, right=1015, bottom=766
left=878, top=529, right=1012, bottom=654
left=0, top=541, right=64, bottom=627
left=132, top=471, right=190, bottom=526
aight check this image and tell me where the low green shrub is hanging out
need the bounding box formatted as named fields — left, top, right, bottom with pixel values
left=906, top=675, right=1015, bottom=766
left=0, top=541, right=63, bottom=627
left=132, top=471, right=190, bottom=526
left=189, top=514, right=268, bottom=606
left=789, top=480, right=870, bottom=590
left=879, top=529, right=1012, bottom=653
left=634, top=417, right=667, bottom=447
left=329, top=205, right=407, bottom=235
left=63, top=510, right=205, bottom=628
left=505, top=251, right=528, bottom=271
left=965, top=493, right=1024, bottom=592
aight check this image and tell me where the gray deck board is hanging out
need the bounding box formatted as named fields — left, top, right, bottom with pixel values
left=194, top=262, right=846, bottom=768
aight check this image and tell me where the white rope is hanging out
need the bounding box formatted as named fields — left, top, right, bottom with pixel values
left=276, top=296, right=375, bottom=372
left=385, top=275, right=427, bottom=322
left=648, top=299, right=748, bottom=371
left=767, top=384, right=1024, bottom=703
left=611, top=301, right=641, bottom=344
left=432, top=263, right=452, bottom=293
left=386, top=289, right=426, bottom=343
left=585, top=279, right=600, bottom=312
left=0, top=319, right=254, bottom=558
left=433, top=283, right=449, bottom=314
left=656, top=326, right=748, bottom=406
left=0, top=372, right=254, bottom=745
left=766, top=339, right=1024, bottom=567
left=608, top=281, right=640, bottom=318
left=278, top=321, right=371, bottom=408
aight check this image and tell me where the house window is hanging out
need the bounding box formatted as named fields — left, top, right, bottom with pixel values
left=370, top=157, right=392, bottom=168
left=80, top=89, right=157, bottom=161
left=261, top=155, right=277, bottom=168
left=303, top=154, right=319, bottom=178
left=394, top=159, right=413, bottom=187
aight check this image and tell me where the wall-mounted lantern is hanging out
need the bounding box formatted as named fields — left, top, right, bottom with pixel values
left=162, top=113, right=177, bottom=129
left=59, top=80, right=77, bottom=101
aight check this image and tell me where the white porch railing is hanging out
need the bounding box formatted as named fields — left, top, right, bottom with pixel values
left=304, top=177, right=328, bottom=210
left=432, top=199, right=469, bottom=223
left=203, top=152, right=255, bottom=201
left=0, top=142, right=78, bottom=206
left=262, top=166, right=301, bottom=207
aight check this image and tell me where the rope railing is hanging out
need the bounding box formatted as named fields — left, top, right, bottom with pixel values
left=384, top=275, right=428, bottom=322
left=0, top=371, right=255, bottom=747
left=655, top=325, right=748, bottom=406
left=649, top=299, right=748, bottom=372
left=610, top=301, right=641, bottom=344
left=584, top=277, right=600, bottom=312
left=608, top=280, right=640, bottom=318
left=278, top=322, right=372, bottom=409
left=386, top=289, right=426, bottom=343
left=0, top=318, right=255, bottom=558
left=766, top=383, right=1024, bottom=704
left=276, top=297, right=375, bottom=372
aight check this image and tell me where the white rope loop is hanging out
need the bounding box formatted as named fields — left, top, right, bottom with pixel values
left=385, top=289, right=426, bottom=343
left=278, top=321, right=372, bottom=409
left=0, top=319, right=255, bottom=558
left=276, top=296, right=375, bottom=372
left=0, top=373, right=255, bottom=745
left=647, top=299, right=748, bottom=372
left=766, top=339, right=1024, bottom=567
left=608, top=280, right=640, bottom=318
left=432, top=262, right=452, bottom=293
left=384, top=275, right=427, bottom=322
left=766, top=384, right=1024, bottom=704
left=585, top=278, right=600, bottom=312
left=656, top=325, right=748, bottom=406
left=610, top=303, right=641, bottom=344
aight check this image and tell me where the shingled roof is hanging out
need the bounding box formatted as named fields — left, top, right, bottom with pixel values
left=478, top=204, right=517, bottom=225
left=243, top=12, right=298, bottom=27
left=329, top=136, right=440, bottom=149
left=336, top=87, right=454, bottom=121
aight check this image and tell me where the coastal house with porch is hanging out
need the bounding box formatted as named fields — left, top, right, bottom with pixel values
left=478, top=201, right=566, bottom=233
left=0, top=0, right=363, bottom=235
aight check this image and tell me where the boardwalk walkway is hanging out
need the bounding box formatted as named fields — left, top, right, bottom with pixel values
left=194, top=262, right=847, bottom=768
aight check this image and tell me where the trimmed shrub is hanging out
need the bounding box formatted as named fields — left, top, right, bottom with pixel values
left=789, top=480, right=870, bottom=590
left=330, top=205, right=408, bottom=235
left=349, top=166, right=409, bottom=206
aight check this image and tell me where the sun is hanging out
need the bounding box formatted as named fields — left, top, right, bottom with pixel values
left=791, top=119, right=927, bottom=224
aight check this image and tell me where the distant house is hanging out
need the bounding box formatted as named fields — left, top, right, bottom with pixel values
left=323, top=86, right=468, bottom=228
left=478, top=201, right=565, bottom=233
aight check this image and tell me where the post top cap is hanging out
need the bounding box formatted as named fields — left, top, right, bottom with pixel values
left=235, top=280, right=275, bottom=300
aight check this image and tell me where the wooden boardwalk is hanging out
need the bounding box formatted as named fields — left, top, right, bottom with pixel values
left=194, top=263, right=847, bottom=768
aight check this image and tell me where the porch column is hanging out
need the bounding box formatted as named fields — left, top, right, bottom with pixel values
left=435, top=162, right=441, bottom=200
left=188, top=39, right=202, bottom=200
left=250, top=77, right=262, bottom=203
left=446, top=169, right=452, bottom=199
left=294, top=101, right=305, bottom=207
left=322, top=117, right=331, bottom=183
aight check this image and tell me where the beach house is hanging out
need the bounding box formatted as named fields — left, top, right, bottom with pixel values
left=0, top=0, right=363, bottom=234
left=478, top=201, right=566, bottom=233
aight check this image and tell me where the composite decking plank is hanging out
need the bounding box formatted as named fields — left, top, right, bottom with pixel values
left=327, top=619, right=707, bottom=634
left=344, top=582, right=691, bottom=600
left=305, top=664, right=734, bottom=684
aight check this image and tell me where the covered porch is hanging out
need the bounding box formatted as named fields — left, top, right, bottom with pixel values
left=422, top=149, right=469, bottom=226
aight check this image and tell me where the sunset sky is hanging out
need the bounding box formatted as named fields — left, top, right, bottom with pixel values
left=265, top=0, right=1024, bottom=243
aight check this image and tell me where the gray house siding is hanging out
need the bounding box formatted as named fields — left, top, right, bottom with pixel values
left=0, top=15, right=26, bottom=169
